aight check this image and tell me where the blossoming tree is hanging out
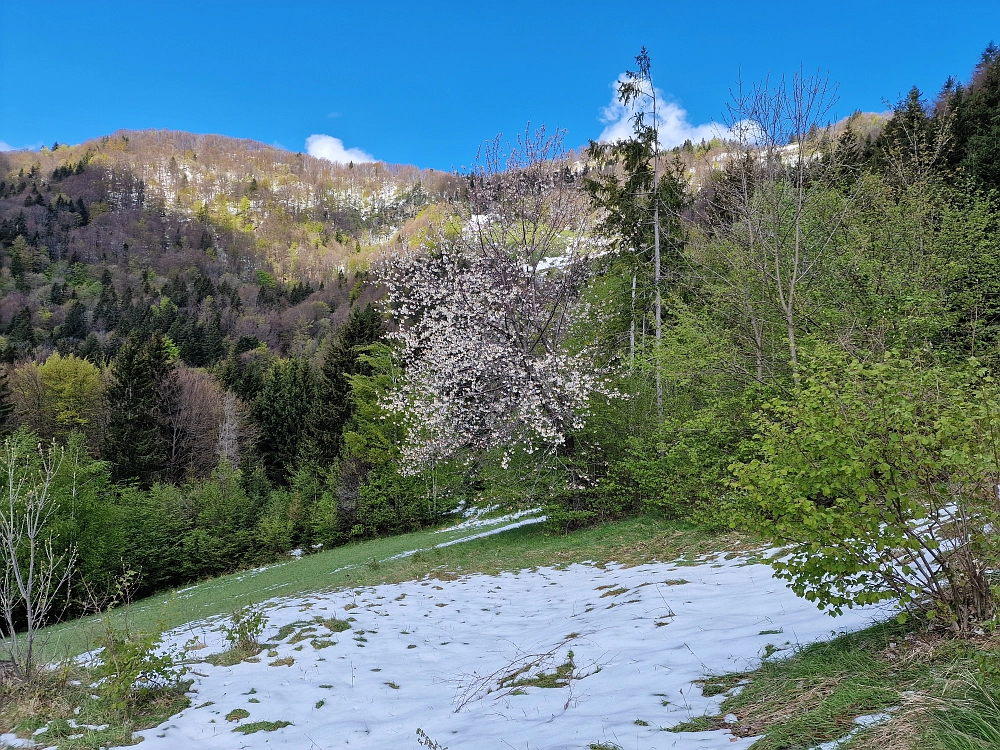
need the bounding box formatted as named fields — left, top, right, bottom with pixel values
left=379, top=127, right=602, bottom=472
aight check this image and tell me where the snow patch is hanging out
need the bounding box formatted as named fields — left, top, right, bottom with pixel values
left=121, top=553, right=892, bottom=749
left=437, top=507, right=543, bottom=533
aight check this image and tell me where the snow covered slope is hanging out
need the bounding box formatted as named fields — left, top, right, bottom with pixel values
left=126, top=555, right=889, bottom=749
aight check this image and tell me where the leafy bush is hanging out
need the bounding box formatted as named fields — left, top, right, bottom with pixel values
left=223, top=604, right=267, bottom=654
left=732, top=350, right=1000, bottom=632
left=94, top=623, right=187, bottom=715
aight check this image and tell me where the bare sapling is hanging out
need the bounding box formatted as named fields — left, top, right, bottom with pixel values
left=703, top=69, right=856, bottom=386
left=0, top=436, right=74, bottom=680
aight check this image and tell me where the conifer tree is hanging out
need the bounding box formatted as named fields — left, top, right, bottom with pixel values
left=7, top=307, right=35, bottom=346
left=946, top=43, right=1000, bottom=189
left=102, top=336, right=172, bottom=486
left=77, top=334, right=102, bottom=364
left=217, top=349, right=266, bottom=402
left=0, top=368, right=15, bottom=435
left=75, top=198, right=89, bottom=226
left=61, top=301, right=88, bottom=340
left=585, top=49, right=687, bottom=386
left=49, top=282, right=65, bottom=305
left=8, top=236, right=27, bottom=284
left=252, top=357, right=318, bottom=484
left=94, top=280, right=120, bottom=330
left=302, top=304, right=384, bottom=467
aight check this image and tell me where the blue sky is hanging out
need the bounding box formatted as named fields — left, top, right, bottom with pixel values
left=1, top=1, right=997, bottom=170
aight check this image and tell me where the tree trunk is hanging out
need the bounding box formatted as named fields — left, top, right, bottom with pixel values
left=630, top=273, right=636, bottom=369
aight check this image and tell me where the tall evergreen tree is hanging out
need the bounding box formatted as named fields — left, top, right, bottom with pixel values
left=7, top=307, right=35, bottom=346
left=252, top=357, right=318, bottom=484
left=102, top=336, right=172, bottom=486
left=945, top=43, right=1000, bottom=190
left=61, top=301, right=88, bottom=340
left=217, top=349, right=266, bottom=402
left=0, top=367, right=15, bottom=435
left=93, top=277, right=120, bottom=330
left=302, top=304, right=384, bottom=467
left=584, top=51, right=688, bottom=376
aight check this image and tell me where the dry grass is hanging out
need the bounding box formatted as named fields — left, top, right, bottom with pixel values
left=0, top=663, right=191, bottom=748
left=849, top=692, right=935, bottom=750
left=675, top=619, right=1000, bottom=750
left=728, top=675, right=850, bottom=738
left=0, top=666, right=83, bottom=734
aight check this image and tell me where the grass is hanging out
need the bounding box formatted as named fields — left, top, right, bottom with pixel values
left=501, top=653, right=577, bottom=690
left=30, top=515, right=739, bottom=662
left=708, top=622, right=921, bottom=747
left=0, top=666, right=191, bottom=750
left=659, top=619, right=1000, bottom=750
left=667, top=715, right=727, bottom=732
left=933, top=675, right=1000, bottom=749
left=204, top=643, right=260, bottom=667
left=232, top=719, right=292, bottom=734
left=321, top=617, right=352, bottom=633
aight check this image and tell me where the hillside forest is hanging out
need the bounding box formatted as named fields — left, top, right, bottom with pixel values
left=7, top=44, right=1000, bottom=644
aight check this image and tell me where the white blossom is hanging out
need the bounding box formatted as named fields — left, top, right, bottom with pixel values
left=378, top=128, right=605, bottom=472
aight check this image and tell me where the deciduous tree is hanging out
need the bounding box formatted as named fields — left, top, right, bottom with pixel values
left=380, top=127, right=600, bottom=470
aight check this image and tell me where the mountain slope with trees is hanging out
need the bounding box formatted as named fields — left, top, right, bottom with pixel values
left=10, top=49, right=1000, bottom=750
left=0, top=132, right=466, bottom=635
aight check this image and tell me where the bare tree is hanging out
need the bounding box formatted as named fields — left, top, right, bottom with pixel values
left=159, top=366, right=241, bottom=481
left=701, top=69, right=853, bottom=385
left=217, top=389, right=255, bottom=467
left=0, top=437, right=75, bottom=679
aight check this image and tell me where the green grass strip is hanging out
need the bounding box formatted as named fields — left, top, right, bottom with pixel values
left=34, top=515, right=734, bottom=662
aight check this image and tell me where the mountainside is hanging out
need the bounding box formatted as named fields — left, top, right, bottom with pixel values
left=0, top=130, right=461, bottom=363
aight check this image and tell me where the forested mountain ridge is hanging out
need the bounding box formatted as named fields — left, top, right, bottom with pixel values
left=0, top=129, right=461, bottom=364
left=0, top=132, right=462, bottom=601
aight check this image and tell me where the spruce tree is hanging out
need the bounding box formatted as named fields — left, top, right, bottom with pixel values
left=77, top=334, right=103, bottom=363
left=94, top=281, right=121, bottom=330
left=102, top=336, right=172, bottom=486
left=76, top=198, right=89, bottom=226
left=7, top=307, right=35, bottom=345
left=252, top=357, right=318, bottom=485
left=946, top=43, right=1000, bottom=190
left=61, top=300, right=88, bottom=340
left=0, top=367, right=15, bottom=435
left=49, top=282, right=65, bottom=305
left=302, top=304, right=384, bottom=467
left=217, top=349, right=266, bottom=402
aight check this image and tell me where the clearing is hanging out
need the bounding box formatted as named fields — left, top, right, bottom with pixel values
left=6, top=516, right=893, bottom=749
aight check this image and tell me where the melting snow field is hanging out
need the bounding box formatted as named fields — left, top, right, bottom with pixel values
left=113, top=554, right=887, bottom=750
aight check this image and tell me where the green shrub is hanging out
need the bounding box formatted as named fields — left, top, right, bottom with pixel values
left=94, top=623, right=187, bottom=716
left=224, top=604, right=267, bottom=653
left=732, top=349, right=1000, bottom=632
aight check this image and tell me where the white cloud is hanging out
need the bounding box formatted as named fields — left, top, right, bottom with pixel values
left=0, top=141, right=13, bottom=152
left=598, top=75, right=731, bottom=148
left=305, top=134, right=376, bottom=164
